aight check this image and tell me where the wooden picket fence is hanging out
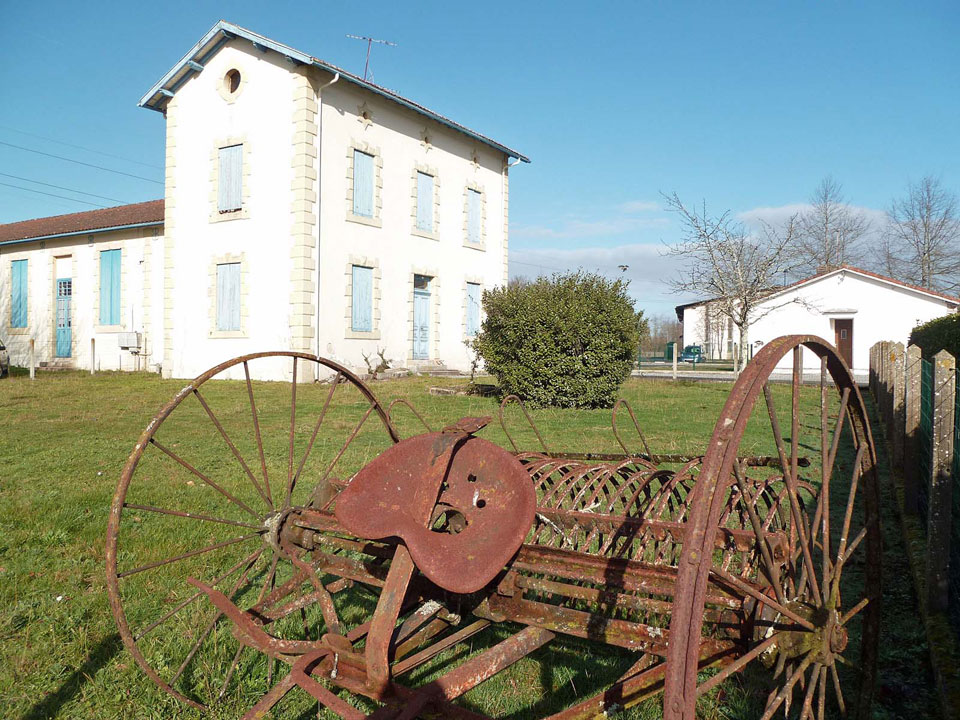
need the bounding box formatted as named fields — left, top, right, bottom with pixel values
left=869, top=341, right=960, bottom=616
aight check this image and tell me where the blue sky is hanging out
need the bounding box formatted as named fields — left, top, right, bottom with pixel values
left=1, top=1, right=957, bottom=316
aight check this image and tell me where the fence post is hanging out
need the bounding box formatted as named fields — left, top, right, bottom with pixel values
left=29, top=338, right=35, bottom=380
left=926, top=349, right=956, bottom=613
left=672, top=339, right=678, bottom=381
left=891, top=343, right=906, bottom=469
left=90, top=337, right=96, bottom=375
left=904, top=344, right=923, bottom=515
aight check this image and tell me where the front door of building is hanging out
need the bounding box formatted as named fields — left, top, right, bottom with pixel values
left=56, top=278, right=72, bottom=358
left=413, top=274, right=431, bottom=360
left=834, top=318, right=853, bottom=367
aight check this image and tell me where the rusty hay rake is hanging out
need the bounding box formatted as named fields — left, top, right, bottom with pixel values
left=106, top=335, right=880, bottom=719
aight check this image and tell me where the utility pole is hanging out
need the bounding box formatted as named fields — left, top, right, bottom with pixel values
left=346, top=34, right=397, bottom=82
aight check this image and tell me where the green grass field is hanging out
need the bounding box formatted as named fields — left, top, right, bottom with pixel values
left=0, top=367, right=939, bottom=719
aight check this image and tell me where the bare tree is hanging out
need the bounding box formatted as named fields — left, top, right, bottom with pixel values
left=662, top=193, right=799, bottom=371
left=883, top=176, right=960, bottom=292
left=793, top=176, right=871, bottom=275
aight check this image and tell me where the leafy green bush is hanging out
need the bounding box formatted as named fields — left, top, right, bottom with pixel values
left=474, top=271, right=643, bottom=408
left=909, top=313, right=960, bottom=359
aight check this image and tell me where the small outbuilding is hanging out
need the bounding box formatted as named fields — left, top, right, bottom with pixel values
left=676, top=266, right=959, bottom=375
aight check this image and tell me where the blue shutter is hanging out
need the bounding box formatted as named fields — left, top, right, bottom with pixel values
left=467, top=189, right=482, bottom=244
left=100, top=249, right=121, bottom=325
left=217, top=263, right=241, bottom=331
left=416, top=172, right=433, bottom=232
left=353, top=150, right=374, bottom=217
left=11, top=259, right=27, bottom=328
left=351, top=265, right=373, bottom=332
left=466, top=282, right=481, bottom=336
left=218, top=145, right=243, bottom=212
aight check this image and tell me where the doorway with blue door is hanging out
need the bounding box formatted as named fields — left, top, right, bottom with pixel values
left=55, top=257, right=73, bottom=358
left=412, top=274, right=432, bottom=360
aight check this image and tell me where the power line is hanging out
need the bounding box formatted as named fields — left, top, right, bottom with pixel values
left=0, top=181, right=107, bottom=208
left=0, top=124, right=164, bottom=170
left=0, top=141, right=163, bottom=184
left=0, top=172, right=128, bottom=204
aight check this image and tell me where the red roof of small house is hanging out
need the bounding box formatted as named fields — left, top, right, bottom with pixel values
left=0, top=200, right=164, bottom=245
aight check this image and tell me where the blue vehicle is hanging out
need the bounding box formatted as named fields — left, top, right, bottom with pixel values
left=679, top=345, right=703, bottom=363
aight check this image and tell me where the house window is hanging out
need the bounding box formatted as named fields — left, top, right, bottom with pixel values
left=99, top=249, right=121, bottom=325
left=218, top=144, right=243, bottom=212
left=467, top=188, right=482, bottom=244
left=466, top=282, right=481, bottom=337
left=216, top=262, right=242, bottom=331
left=11, top=259, right=27, bottom=328
left=353, top=150, right=374, bottom=218
left=351, top=265, right=373, bottom=332
left=416, top=171, right=434, bottom=232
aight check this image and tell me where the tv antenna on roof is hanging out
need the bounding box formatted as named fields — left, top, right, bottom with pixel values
left=345, top=34, right=397, bottom=82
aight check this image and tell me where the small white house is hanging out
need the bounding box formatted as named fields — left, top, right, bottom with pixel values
left=677, top=266, right=959, bottom=374
left=0, top=20, right=528, bottom=381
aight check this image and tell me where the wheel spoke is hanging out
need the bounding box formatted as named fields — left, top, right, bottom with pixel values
left=697, top=633, right=779, bottom=695
left=841, top=597, right=870, bottom=625
left=830, top=663, right=846, bottom=715
left=133, top=549, right=264, bottom=640
left=150, top=438, right=260, bottom=520
left=830, top=443, right=867, bottom=604
left=817, top=664, right=827, bottom=720
left=710, top=565, right=816, bottom=631
left=244, top=361, right=272, bottom=507
left=761, top=652, right=816, bottom=720
left=820, top=357, right=831, bottom=593
left=123, top=503, right=262, bottom=530
left=316, top=403, right=376, bottom=508
left=732, top=461, right=787, bottom=605
left=763, top=384, right=822, bottom=603
left=169, top=552, right=260, bottom=686
left=117, top=532, right=261, bottom=578
left=218, top=643, right=246, bottom=699
left=194, top=388, right=272, bottom=510
left=799, top=662, right=822, bottom=720
left=825, top=388, right=852, bottom=485
left=287, top=356, right=298, bottom=506
left=287, top=372, right=341, bottom=508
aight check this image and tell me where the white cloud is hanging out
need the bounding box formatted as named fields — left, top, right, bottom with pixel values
left=738, top=202, right=887, bottom=230
left=509, top=242, right=694, bottom=317
left=619, top=200, right=660, bottom=213
left=512, top=216, right=667, bottom=240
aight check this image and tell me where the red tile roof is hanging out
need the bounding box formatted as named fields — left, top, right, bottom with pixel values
left=0, top=200, right=164, bottom=244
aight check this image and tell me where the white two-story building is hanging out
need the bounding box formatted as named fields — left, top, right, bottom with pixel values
left=0, top=20, right=528, bottom=381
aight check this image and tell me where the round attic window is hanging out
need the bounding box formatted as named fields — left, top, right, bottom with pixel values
left=225, top=69, right=242, bottom=94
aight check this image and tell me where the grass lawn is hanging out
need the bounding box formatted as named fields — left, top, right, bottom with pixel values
left=0, top=366, right=940, bottom=719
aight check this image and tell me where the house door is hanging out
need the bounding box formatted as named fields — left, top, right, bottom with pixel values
left=413, top=275, right=431, bottom=360
left=56, top=278, right=72, bottom=358
left=835, top=319, right=853, bottom=367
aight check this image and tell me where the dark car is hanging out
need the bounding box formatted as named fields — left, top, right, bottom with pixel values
left=0, top=340, right=8, bottom=378
left=679, top=345, right=703, bottom=363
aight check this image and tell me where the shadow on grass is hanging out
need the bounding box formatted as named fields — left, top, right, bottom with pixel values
left=21, top=634, right=123, bottom=720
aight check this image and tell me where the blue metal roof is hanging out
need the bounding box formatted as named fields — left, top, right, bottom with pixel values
left=140, top=21, right=530, bottom=164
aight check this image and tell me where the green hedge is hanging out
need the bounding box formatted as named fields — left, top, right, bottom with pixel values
left=909, top=313, right=960, bottom=359
left=474, top=272, right=643, bottom=408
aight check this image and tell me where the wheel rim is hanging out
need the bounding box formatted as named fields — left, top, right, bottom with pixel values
left=663, top=336, right=881, bottom=720
left=105, top=352, right=399, bottom=710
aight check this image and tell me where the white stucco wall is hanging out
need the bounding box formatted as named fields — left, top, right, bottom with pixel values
left=680, top=269, right=958, bottom=373
left=315, top=76, right=507, bottom=374
left=163, top=41, right=509, bottom=381
left=0, top=227, right=162, bottom=371
left=164, top=42, right=301, bottom=382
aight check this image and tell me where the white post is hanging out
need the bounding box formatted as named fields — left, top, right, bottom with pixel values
left=90, top=338, right=96, bottom=375
left=29, top=338, right=35, bottom=380
left=672, top=338, right=678, bottom=381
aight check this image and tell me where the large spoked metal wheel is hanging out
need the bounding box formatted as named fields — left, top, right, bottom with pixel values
left=664, top=336, right=881, bottom=720
left=105, top=352, right=399, bottom=711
